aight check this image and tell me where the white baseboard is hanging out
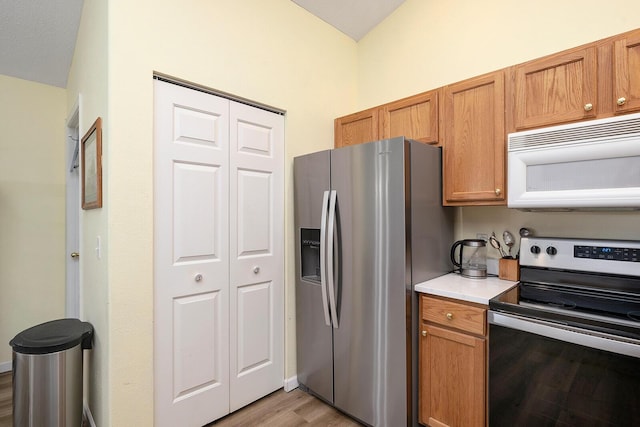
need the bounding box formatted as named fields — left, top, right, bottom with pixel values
left=84, top=400, right=96, bottom=427
left=284, top=375, right=298, bottom=392
left=0, top=360, right=12, bottom=373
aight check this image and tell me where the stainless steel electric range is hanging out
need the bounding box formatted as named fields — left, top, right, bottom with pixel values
left=489, top=237, right=640, bottom=426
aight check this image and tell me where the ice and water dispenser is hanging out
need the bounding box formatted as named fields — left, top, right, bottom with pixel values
left=300, top=228, right=321, bottom=282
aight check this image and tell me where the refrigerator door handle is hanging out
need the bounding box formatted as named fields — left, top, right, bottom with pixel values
left=319, top=190, right=332, bottom=327
left=327, top=190, right=339, bottom=329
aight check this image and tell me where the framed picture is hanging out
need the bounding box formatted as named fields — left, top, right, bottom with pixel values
left=81, top=117, right=103, bottom=209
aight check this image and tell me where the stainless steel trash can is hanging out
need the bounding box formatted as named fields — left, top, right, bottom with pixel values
left=9, top=318, right=93, bottom=427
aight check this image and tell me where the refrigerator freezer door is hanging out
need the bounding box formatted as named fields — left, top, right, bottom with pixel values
left=331, top=138, right=409, bottom=426
left=294, top=150, right=334, bottom=403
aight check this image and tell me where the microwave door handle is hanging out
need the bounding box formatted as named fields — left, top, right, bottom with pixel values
left=327, top=190, right=339, bottom=329
left=319, top=190, right=331, bottom=327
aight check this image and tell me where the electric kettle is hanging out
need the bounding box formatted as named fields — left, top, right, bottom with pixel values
left=450, top=239, right=487, bottom=278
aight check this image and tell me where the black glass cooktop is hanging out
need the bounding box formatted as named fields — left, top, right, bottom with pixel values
left=490, top=267, right=640, bottom=341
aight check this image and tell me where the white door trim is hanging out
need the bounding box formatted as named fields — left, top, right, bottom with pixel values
left=65, top=98, right=81, bottom=319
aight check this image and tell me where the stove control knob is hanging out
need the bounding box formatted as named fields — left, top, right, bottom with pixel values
left=546, top=246, right=558, bottom=256
left=530, top=245, right=541, bottom=254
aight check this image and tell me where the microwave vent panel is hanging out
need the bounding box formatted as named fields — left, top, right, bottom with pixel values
left=509, top=113, right=640, bottom=151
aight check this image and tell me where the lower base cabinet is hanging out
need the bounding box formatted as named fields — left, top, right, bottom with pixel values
left=419, top=295, right=487, bottom=427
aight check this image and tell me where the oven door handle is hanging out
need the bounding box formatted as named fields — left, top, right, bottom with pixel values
left=489, top=311, right=640, bottom=358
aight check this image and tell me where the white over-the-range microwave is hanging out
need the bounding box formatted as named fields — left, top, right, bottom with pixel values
left=508, top=112, right=640, bottom=210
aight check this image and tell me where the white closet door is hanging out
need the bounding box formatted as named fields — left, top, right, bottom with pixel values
left=229, top=102, right=284, bottom=411
left=154, top=80, right=230, bottom=427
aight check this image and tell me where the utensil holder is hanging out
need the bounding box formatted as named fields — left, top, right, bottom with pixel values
left=499, top=258, right=520, bottom=281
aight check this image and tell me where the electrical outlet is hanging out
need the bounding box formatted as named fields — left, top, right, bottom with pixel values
left=477, top=233, right=488, bottom=242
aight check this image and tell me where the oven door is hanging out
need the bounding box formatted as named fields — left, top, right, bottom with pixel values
left=489, top=311, right=640, bottom=426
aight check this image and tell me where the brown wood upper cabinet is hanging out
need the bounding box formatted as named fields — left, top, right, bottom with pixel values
left=613, top=30, right=640, bottom=115
left=335, top=90, right=439, bottom=148
left=507, top=28, right=640, bottom=132
left=334, top=28, right=639, bottom=206
left=334, top=108, right=379, bottom=148
left=442, top=71, right=506, bottom=206
left=508, top=47, right=598, bottom=131
left=379, top=90, right=439, bottom=144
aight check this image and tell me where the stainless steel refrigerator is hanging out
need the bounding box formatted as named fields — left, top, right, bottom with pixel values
left=294, top=137, right=453, bottom=427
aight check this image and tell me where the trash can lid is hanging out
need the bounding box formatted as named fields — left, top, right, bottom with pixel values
left=10, top=318, right=94, bottom=355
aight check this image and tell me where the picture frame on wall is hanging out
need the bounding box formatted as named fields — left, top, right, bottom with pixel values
left=81, top=117, right=103, bottom=210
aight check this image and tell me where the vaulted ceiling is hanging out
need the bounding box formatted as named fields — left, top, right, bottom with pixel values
left=0, top=0, right=404, bottom=88
left=0, top=0, right=84, bottom=88
left=291, top=0, right=405, bottom=41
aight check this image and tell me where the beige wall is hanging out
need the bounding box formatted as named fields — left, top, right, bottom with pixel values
left=357, top=0, right=640, bottom=109
left=356, top=0, right=640, bottom=249
left=0, top=75, right=66, bottom=367
left=106, top=0, right=356, bottom=425
left=66, top=0, right=109, bottom=424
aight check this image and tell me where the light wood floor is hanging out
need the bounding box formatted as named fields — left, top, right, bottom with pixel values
left=0, top=372, right=10, bottom=427
left=0, top=371, right=362, bottom=427
left=208, top=388, right=363, bottom=427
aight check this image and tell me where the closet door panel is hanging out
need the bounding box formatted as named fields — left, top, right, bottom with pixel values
left=236, top=169, right=271, bottom=255
left=154, top=80, right=230, bottom=427
left=229, top=102, right=284, bottom=412
left=155, top=80, right=284, bottom=425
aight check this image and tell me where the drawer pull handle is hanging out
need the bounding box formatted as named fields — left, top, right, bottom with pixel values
left=421, top=330, right=427, bottom=337
left=446, top=312, right=453, bottom=320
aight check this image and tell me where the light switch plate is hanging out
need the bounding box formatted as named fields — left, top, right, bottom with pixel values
left=96, top=236, right=101, bottom=260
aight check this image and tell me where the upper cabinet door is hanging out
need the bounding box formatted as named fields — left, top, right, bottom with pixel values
left=442, top=71, right=506, bottom=206
left=511, top=47, right=597, bottom=131
left=614, top=30, right=640, bottom=115
left=334, top=108, right=379, bottom=148
left=379, top=90, right=439, bottom=145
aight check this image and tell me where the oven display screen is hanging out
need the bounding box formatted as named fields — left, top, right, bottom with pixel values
left=574, top=245, right=639, bottom=262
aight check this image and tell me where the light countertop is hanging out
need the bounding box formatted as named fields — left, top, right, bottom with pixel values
left=414, top=273, right=517, bottom=305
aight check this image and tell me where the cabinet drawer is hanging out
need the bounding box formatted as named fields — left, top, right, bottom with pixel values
left=421, top=295, right=486, bottom=336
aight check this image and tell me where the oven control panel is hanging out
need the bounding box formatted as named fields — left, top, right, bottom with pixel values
left=574, top=245, right=639, bottom=262
left=520, top=237, right=640, bottom=276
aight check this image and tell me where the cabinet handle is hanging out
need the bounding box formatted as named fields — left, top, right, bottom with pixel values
left=495, top=188, right=501, bottom=196
left=446, top=312, right=453, bottom=320
left=421, top=330, right=427, bottom=337
left=584, top=103, right=593, bottom=112
left=194, top=274, right=203, bottom=282
left=617, top=97, right=627, bottom=106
